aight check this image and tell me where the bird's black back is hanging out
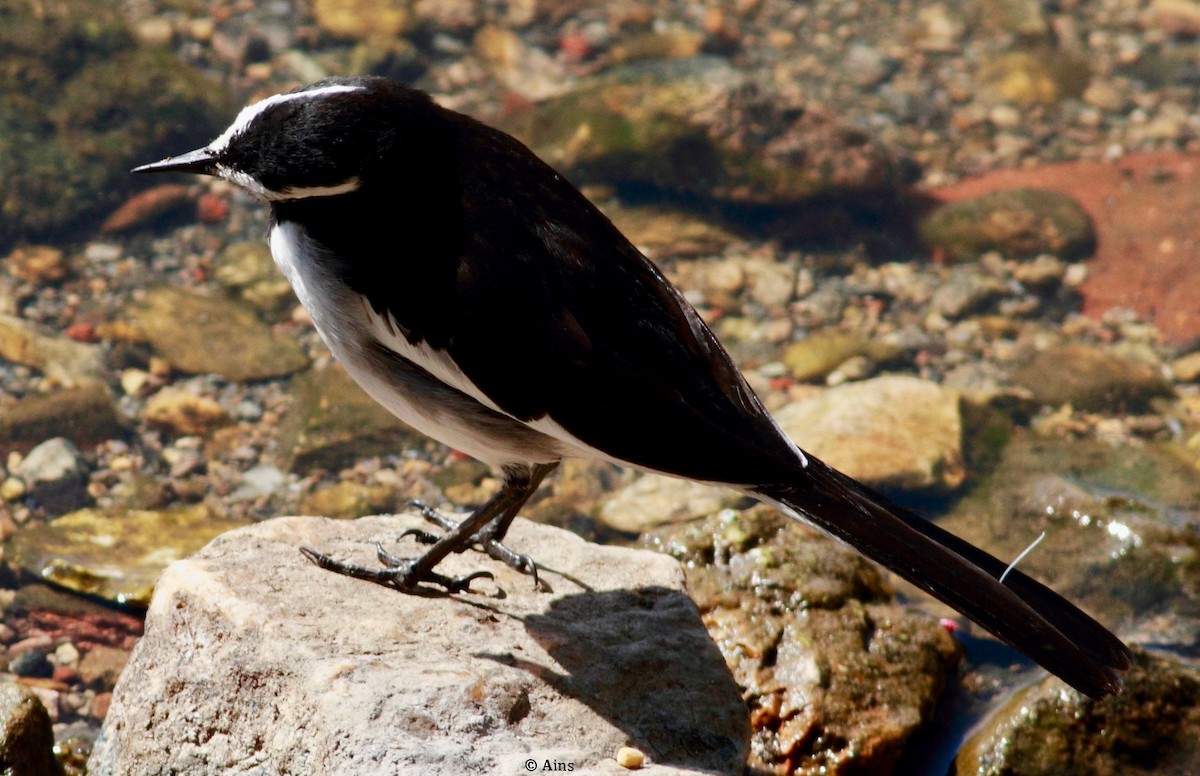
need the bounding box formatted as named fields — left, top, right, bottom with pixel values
left=272, top=82, right=804, bottom=485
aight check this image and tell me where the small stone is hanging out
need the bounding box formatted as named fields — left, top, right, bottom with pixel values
left=312, top=0, right=412, bottom=41
left=1012, top=343, right=1174, bottom=412
left=0, top=314, right=106, bottom=386
left=616, top=746, right=645, bottom=769
left=0, top=477, right=26, bottom=501
left=1171, top=351, right=1200, bottom=383
left=122, top=287, right=308, bottom=381
left=279, top=364, right=418, bottom=473
left=775, top=376, right=966, bottom=493
left=213, top=242, right=295, bottom=315
left=15, top=438, right=89, bottom=514
left=0, top=684, right=61, bottom=775
left=4, top=246, right=68, bottom=284
left=78, top=647, right=131, bottom=692
left=299, top=481, right=397, bottom=519
left=8, top=650, right=51, bottom=679
left=53, top=642, right=80, bottom=669
left=599, top=474, right=740, bottom=533
left=230, top=466, right=286, bottom=501
left=920, top=188, right=1095, bottom=261
left=119, top=369, right=153, bottom=397
left=144, top=388, right=231, bottom=436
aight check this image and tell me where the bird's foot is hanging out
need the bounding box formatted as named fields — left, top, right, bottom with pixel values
left=299, top=544, right=493, bottom=595
left=406, top=499, right=543, bottom=589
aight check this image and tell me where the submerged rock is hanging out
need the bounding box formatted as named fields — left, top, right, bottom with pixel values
left=89, top=514, right=749, bottom=775
left=0, top=383, right=126, bottom=457
left=1011, top=342, right=1173, bottom=412
left=775, top=375, right=966, bottom=494
left=0, top=0, right=227, bottom=248
left=920, top=188, right=1095, bottom=261
left=501, top=57, right=911, bottom=208
left=14, top=437, right=90, bottom=514
left=121, top=286, right=308, bottom=381
left=956, top=648, right=1200, bottom=775
left=280, top=363, right=419, bottom=473
left=5, top=505, right=248, bottom=608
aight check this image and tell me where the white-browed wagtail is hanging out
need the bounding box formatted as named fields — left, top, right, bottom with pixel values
left=134, top=76, right=1131, bottom=698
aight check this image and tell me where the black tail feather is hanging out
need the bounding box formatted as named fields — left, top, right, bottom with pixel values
left=756, top=456, right=1133, bottom=699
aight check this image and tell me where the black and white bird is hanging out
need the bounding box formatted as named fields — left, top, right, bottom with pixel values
left=134, top=76, right=1131, bottom=698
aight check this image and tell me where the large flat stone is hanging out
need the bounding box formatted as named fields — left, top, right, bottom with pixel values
left=89, top=514, right=749, bottom=775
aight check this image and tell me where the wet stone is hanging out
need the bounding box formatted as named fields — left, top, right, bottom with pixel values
left=780, top=331, right=904, bottom=383
left=956, top=648, right=1200, bottom=775
left=77, top=646, right=131, bottom=693
left=0, top=382, right=126, bottom=457
left=14, top=437, right=90, bottom=514
left=646, top=509, right=959, bottom=774
left=144, top=387, right=231, bottom=437
left=122, top=286, right=308, bottom=381
left=0, top=684, right=63, bottom=776
left=1011, top=343, right=1174, bottom=412
left=598, top=474, right=742, bottom=534
left=298, top=481, right=397, bottom=520
left=0, top=314, right=105, bottom=387
left=4, top=505, right=248, bottom=608
left=213, top=241, right=295, bottom=317
left=920, top=188, right=1095, bottom=261
left=280, top=363, right=419, bottom=473
left=775, top=375, right=966, bottom=494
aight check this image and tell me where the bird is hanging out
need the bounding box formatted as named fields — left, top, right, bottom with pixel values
left=133, top=75, right=1131, bottom=699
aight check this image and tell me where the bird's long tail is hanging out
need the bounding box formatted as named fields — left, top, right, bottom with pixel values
left=754, top=455, right=1132, bottom=699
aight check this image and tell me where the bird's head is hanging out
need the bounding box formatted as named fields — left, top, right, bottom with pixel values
left=133, top=76, right=425, bottom=201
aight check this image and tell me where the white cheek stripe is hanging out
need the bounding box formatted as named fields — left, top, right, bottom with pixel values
left=209, top=83, right=366, bottom=154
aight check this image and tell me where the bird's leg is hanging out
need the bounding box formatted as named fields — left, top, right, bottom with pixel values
left=300, top=463, right=553, bottom=594
left=403, top=462, right=559, bottom=587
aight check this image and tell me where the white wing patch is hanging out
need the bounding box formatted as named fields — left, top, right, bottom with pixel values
left=364, top=306, right=507, bottom=415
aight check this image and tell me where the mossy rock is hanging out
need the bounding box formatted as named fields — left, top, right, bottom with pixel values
left=0, top=0, right=229, bottom=248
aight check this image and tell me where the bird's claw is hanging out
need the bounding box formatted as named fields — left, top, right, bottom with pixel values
left=300, top=546, right=494, bottom=594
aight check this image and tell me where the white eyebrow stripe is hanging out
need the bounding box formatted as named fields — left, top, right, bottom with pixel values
left=208, top=83, right=366, bottom=154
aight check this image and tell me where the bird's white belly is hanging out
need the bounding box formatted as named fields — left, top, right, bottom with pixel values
left=268, top=221, right=564, bottom=467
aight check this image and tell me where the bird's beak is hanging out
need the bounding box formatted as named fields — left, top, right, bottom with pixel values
left=131, top=147, right=218, bottom=176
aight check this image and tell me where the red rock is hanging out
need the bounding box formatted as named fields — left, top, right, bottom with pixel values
left=91, top=691, right=112, bottom=720
left=929, top=151, right=1200, bottom=342
left=196, top=192, right=229, bottom=223
left=64, top=322, right=98, bottom=342
left=101, top=184, right=195, bottom=233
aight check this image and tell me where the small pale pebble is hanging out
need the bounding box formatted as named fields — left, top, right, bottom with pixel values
left=53, top=642, right=80, bottom=668
left=0, top=477, right=26, bottom=501
left=188, top=17, right=216, bottom=42
left=616, top=747, right=645, bottom=769
left=84, top=242, right=123, bottom=262
left=120, top=369, right=152, bottom=396
left=109, top=455, right=134, bottom=472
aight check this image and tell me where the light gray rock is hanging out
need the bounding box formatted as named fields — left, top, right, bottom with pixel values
left=15, top=437, right=89, bottom=513
left=89, top=514, right=748, bottom=775
left=598, top=473, right=742, bottom=533
left=775, top=375, right=966, bottom=493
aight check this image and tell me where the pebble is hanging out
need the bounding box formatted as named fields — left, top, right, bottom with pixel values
left=15, top=437, right=90, bottom=514
left=616, top=746, right=645, bottom=769
left=5, top=245, right=68, bottom=284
